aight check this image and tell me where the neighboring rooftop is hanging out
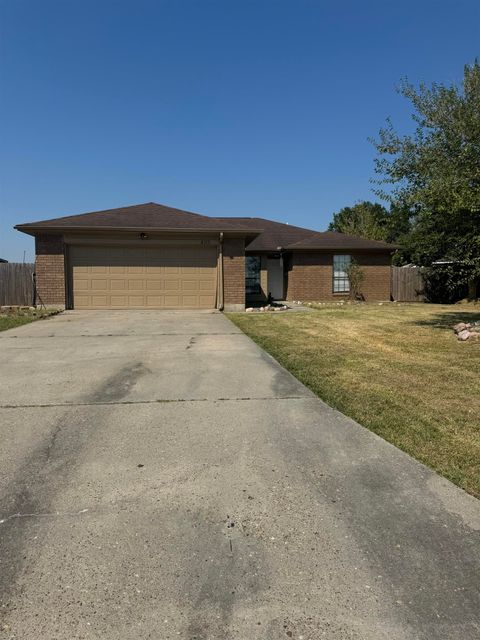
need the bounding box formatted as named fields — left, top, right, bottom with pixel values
left=15, top=201, right=397, bottom=251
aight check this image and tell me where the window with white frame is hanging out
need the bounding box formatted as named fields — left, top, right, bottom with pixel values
left=333, top=254, right=351, bottom=293
left=245, top=256, right=261, bottom=295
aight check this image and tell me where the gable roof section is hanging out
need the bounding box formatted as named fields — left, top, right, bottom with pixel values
left=15, top=202, right=397, bottom=251
left=285, top=231, right=396, bottom=251
left=214, top=217, right=396, bottom=252
left=15, top=202, right=259, bottom=235
left=213, top=217, right=319, bottom=251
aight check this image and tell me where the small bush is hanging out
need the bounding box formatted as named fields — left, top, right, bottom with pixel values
left=346, top=260, right=365, bottom=301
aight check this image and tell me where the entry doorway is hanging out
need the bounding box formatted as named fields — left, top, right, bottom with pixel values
left=267, top=257, right=284, bottom=300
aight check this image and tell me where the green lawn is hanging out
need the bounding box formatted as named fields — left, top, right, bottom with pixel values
left=228, top=303, right=480, bottom=498
left=0, top=309, right=59, bottom=332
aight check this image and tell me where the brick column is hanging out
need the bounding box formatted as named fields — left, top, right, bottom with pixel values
left=223, top=237, right=245, bottom=311
left=35, top=235, right=66, bottom=307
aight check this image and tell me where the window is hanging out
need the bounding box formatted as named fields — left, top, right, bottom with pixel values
left=246, top=256, right=261, bottom=295
left=333, top=255, right=351, bottom=293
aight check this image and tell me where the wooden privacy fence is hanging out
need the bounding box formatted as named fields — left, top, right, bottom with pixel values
left=0, top=263, right=35, bottom=306
left=391, top=265, right=426, bottom=302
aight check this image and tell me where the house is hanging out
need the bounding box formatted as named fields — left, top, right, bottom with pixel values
left=15, top=202, right=395, bottom=310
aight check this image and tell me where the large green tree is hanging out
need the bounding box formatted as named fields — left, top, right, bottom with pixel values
left=371, top=61, right=480, bottom=300
left=328, top=201, right=390, bottom=240
left=328, top=200, right=411, bottom=248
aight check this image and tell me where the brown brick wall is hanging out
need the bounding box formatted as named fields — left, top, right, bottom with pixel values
left=223, top=237, right=245, bottom=310
left=35, top=235, right=66, bottom=306
left=286, top=251, right=391, bottom=302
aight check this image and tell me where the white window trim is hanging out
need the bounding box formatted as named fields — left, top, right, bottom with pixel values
left=333, top=254, right=351, bottom=293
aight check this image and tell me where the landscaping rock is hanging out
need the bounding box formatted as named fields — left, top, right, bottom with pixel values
left=452, top=320, right=480, bottom=340
left=248, top=303, right=290, bottom=313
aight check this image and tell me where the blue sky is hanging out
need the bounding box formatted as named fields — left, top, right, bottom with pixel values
left=1, top=0, right=479, bottom=262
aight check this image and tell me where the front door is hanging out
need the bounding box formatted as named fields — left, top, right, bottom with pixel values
left=267, top=258, right=284, bottom=299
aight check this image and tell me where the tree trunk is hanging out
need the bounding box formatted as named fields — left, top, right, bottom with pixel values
left=467, top=278, right=478, bottom=301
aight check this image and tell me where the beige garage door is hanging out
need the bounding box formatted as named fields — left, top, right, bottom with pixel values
left=70, top=245, right=217, bottom=309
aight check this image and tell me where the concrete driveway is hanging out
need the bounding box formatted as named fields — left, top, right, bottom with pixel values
left=0, top=310, right=479, bottom=640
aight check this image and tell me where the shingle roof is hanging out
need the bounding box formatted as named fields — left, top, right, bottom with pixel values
left=285, top=231, right=396, bottom=251
left=215, top=217, right=396, bottom=251
left=214, top=217, right=319, bottom=251
left=15, top=202, right=397, bottom=251
left=15, top=202, right=257, bottom=234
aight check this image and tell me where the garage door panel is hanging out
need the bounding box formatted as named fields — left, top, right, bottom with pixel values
left=182, top=280, right=198, bottom=291
left=199, top=295, right=215, bottom=306
left=127, top=279, right=145, bottom=290
left=164, top=295, right=180, bottom=306
left=74, top=295, right=90, bottom=307
left=164, top=279, right=179, bottom=290
left=71, top=245, right=217, bottom=309
left=91, top=295, right=109, bottom=306
left=182, top=295, right=198, bottom=306
left=126, top=296, right=144, bottom=306
left=199, top=279, right=214, bottom=291
left=91, top=279, right=108, bottom=290
left=146, top=296, right=163, bottom=307
left=110, top=296, right=128, bottom=306
left=111, top=280, right=127, bottom=290
left=145, top=280, right=163, bottom=290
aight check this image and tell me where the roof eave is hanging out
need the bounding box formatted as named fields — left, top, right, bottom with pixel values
left=284, top=245, right=398, bottom=252
left=15, top=225, right=263, bottom=239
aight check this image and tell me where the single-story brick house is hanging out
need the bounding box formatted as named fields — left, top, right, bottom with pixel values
left=15, top=202, right=396, bottom=311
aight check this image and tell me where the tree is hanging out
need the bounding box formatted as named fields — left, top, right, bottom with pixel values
left=328, top=200, right=411, bottom=247
left=328, top=201, right=390, bottom=241
left=371, top=61, right=480, bottom=300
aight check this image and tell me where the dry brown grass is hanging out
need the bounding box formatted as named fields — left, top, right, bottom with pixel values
left=229, top=303, right=480, bottom=498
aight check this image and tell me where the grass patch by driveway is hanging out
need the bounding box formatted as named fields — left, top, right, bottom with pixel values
left=228, top=303, right=480, bottom=498
left=0, top=309, right=59, bottom=332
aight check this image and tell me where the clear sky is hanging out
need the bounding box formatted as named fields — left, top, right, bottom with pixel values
left=1, top=0, right=479, bottom=262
